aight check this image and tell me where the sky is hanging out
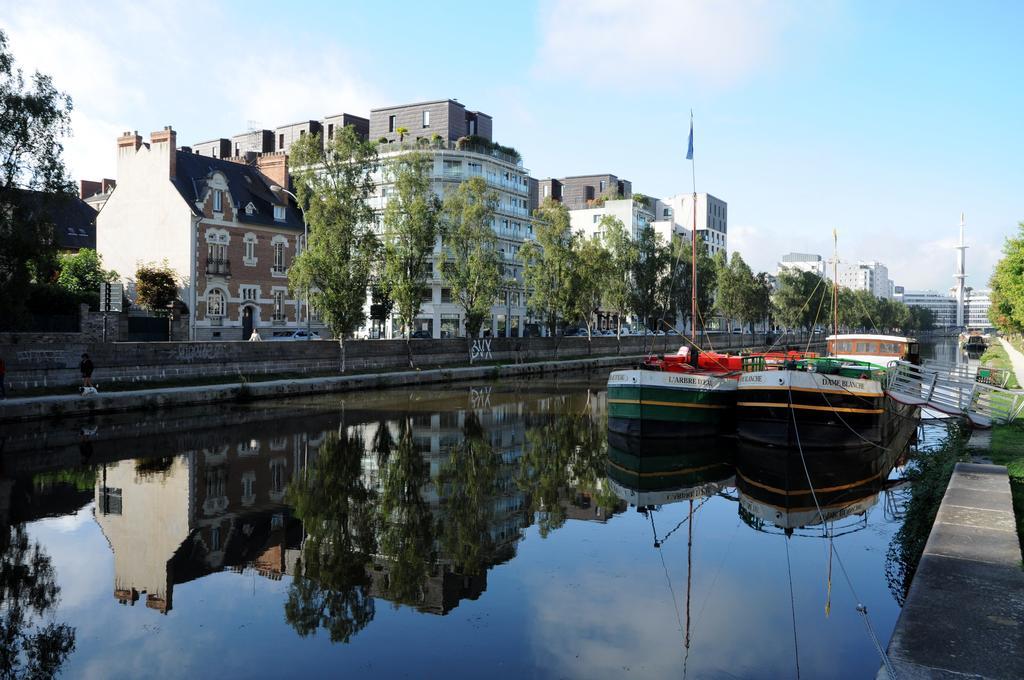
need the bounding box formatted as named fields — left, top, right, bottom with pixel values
left=5, top=0, right=1022, bottom=291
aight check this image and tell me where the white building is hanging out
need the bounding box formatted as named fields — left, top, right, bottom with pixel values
left=568, top=198, right=671, bottom=242
left=896, top=290, right=958, bottom=328
left=837, top=261, right=892, bottom=299
left=654, top=193, right=728, bottom=257
left=369, top=142, right=533, bottom=339
left=966, top=288, right=992, bottom=329
left=777, top=252, right=826, bottom=277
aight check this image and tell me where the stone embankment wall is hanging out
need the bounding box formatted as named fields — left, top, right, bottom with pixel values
left=1, top=333, right=816, bottom=392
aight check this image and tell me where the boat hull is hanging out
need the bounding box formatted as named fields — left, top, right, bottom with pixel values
left=735, top=369, right=919, bottom=449
left=607, top=368, right=737, bottom=438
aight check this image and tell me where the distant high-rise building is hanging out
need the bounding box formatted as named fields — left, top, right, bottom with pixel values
left=778, top=253, right=825, bottom=277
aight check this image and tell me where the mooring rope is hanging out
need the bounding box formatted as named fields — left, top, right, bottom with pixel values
left=786, top=388, right=900, bottom=679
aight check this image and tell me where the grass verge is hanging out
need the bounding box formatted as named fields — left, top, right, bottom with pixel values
left=988, top=421, right=1024, bottom=558
left=979, top=342, right=1021, bottom=389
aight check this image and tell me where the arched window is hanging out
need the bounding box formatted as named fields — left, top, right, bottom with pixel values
left=207, top=289, right=226, bottom=317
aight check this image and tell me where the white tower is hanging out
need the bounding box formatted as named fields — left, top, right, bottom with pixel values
left=955, top=213, right=967, bottom=328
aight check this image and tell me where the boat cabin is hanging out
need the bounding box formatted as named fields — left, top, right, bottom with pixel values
left=826, top=334, right=919, bottom=367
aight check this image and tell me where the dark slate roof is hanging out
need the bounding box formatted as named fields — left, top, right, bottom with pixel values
left=5, top=188, right=97, bottom=250
left=171, top=151, right=304, bottom=231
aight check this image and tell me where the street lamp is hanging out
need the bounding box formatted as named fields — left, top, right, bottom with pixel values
left=269, top=184, right=311, bottom=339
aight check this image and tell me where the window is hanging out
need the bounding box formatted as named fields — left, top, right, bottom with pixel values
left=441, top=288, right=452, bottom=303
left=328, top=123, right=334, bottom=139
left=273, top=205, right=286, bottom=221
left=241, top=286, right=258, bottom=302
left=279, top=133, right=285, bottom=149
left=207, top=289, right=225, bottom=317
left=593, top=214, right=600, bottom=223
left=599, top=180, right=606, bottom=192
left=468, top=119, right=476, bottom=135
left=244, top=234, right=257, bottom=264
left=388, top=115, right=396, bottom=132
left=213, top=190, right=223, bottom=212
left=543, top=185, right=549, bottom=197
left=273, top=290, right=285, bottom=320
left=211, top=527, right=221, bottom=551
left=879, top=342, right=901, bottom=354
left=855, top=342, right=875, bottom=353
left=99, top=487, right=122, bottom=515
left=299, top=129, right=305, bottom=137
left=422, top=110, right=430, bottom=127
left=273, top=242, right=285, bottom=273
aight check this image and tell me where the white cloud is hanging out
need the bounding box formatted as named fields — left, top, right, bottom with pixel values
left=533, top=0, right=810, bottom=88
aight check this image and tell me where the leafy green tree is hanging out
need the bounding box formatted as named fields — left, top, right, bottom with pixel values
left=907, top=305, right=935, bottom=332
left=288, top=127, right=379, bottom=371
left=381, top=153, right=441, bottom=366
left=664, top=237, right=716, bottom=334
left=0, top=30, right=74, bottom=327
left=134, top=261, right=178, bottom=312
left=773, top=267, right=829, bottom=332
left=752, top=272, right=773, bottom=337
left=439, top=176, right=502, bottom=346
left=566, top=233, right=612, bottom=349
left=600, top=216, right=638, bottom=346
left=627, top=227, right=669, bottom=333
left=520, top=198, right=574, bottom=336
left=285, top=429, right=377, bottom=643
left=0, top=524, right=76, bottom=677
left=56, top=248, right=117, bottom=297
left=716, top=252, right=762, bottom=333
left=989, top=222, right=1024, bottom=335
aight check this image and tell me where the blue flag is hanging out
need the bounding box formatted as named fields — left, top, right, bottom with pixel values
left=686, top=117, right=694, bottom=160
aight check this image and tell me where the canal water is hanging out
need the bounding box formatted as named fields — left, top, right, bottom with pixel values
left=0, top=341, right=961, bottom=679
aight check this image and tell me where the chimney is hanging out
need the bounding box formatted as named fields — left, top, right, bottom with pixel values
left=79, top=179, right=101, bottom=199
left=256, top=152, right=289, bottom=193
left=117, top=130, right=142, bottom=154
left=150, top=126, right=177, bottom=177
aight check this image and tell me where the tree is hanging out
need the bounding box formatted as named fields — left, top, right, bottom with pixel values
left=600, top=216, right=638, bottom=348
left=288, top=126, right=379, bottom=371
left=380, top=153, right=442, bottom=366
left=716, top=251, right=765, bottom=333
left=664, top=237, right=717, bottom=334
left=566, top=233, right=612, bottom=350
left=627, top=227, right=669, bottom=334
left=0, top=29, right=74, bottom=327
left=439, top=177, right=502, bottom=348
left=134, top=261, right=178, bottom=312
left=396, top=127, right=408, bottom=142
left=56, top=248, right=117, bottom=297
left=773, top=267, right=828, bottom=332
left=989, top=222, right=1024, bottom=335
left=520, top=198, right=575, bottom=337
left=752, top=272, right=773, bottom=337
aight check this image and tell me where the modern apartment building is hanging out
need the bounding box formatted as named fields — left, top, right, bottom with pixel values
left=550, top=174, right=633, bottom=210
left=656, top=193, right=728, bottom=257
left=837, top=261, right=891, bottom=299
left=895, top=290, right=958, bottom=327
left=778, top=252, right=826, bottom=277
left=568, top=198, right=663, bottom=242
left=966, top=288, right=993, bottom=328
left=96, top=127, right=313, bottom=340
left=368, top=99, right=534, bottom=339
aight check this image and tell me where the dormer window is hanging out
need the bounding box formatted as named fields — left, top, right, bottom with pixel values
left=273, top=206, right=286, bottom=222
left=213, top=190, right=223, bottom=212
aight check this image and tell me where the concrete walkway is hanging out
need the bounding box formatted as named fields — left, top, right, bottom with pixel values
left=999, top=337, right=1024, bottom=386
left=0, top=354, right=640, bottom=423
left=880, top=463, right=1024, bottom=679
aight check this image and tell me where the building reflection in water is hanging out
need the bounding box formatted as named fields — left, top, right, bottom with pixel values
left=87, top=384, right=618, bottom=635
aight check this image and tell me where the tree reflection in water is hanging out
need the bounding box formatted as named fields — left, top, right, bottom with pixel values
left=516, top=392, right=618, bottom=538
left=285, top=428, right=377, bottom=643
left=436, top=412, right=500, bottom=577
left=375, top=418, right=437, bottom=606
left=0, top=524, right=76, bottom=678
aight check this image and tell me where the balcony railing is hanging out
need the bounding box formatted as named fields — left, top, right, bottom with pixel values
left=271, top=313, right=287, bottom=325
left=206, top=259, right=230, bottom=276
left=271, top=264, right=287, bottom=276
left=377, top=138, right=525, bottom=168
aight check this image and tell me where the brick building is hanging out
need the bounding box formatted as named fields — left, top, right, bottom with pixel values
left=97, top=127, right=315, bottom=340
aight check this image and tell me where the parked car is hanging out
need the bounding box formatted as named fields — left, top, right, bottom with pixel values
left=523, top=323, right=542, bottom=338
left=410, top=330, right=432, bottom=339
left=267, top=329, right=321, bottom=341
left=562, top=327, right=587, bottom=337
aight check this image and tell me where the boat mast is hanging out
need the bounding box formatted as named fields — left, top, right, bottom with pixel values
left=689, top=111, right=698, bottom=343
left=833, top=229, right=839, bottom=336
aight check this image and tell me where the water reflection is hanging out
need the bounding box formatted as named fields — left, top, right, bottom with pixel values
left=0, top=373, right=940, bottom=677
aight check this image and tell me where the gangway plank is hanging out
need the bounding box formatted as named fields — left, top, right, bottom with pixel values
left=885, top=360, right=1024, bottom=428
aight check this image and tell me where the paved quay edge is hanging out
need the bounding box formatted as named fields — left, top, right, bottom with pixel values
left=0, top=355, right=643, bottom=423
left=879, top=462, right=1024, bottom=680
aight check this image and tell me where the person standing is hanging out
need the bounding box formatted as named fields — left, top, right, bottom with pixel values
left=79, top=353, right=94, bottom=389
